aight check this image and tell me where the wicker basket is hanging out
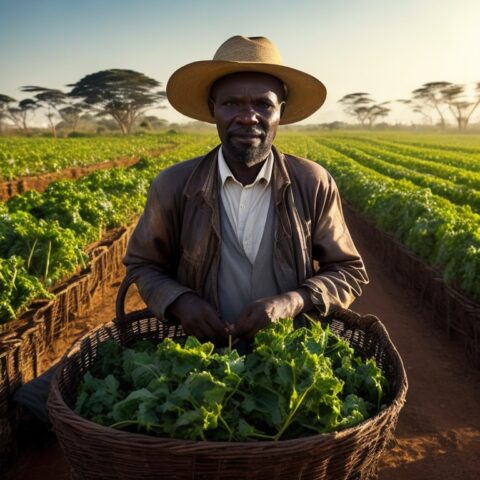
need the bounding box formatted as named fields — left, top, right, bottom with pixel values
left=48, top=277, right=408, bottom=480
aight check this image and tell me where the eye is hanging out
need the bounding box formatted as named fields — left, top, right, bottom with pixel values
left=258, top=101, right=274, bottom=109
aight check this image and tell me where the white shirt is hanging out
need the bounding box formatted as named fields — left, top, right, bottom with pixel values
left=218, top=147, right=273, bottom=264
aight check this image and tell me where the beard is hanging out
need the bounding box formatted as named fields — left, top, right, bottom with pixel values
left=224, top=127, right=273, bottom=166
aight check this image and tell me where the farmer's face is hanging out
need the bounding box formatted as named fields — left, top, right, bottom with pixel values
left=209, top=72, right=286, bottom=166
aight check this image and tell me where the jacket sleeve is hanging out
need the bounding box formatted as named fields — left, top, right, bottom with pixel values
left=123, top=172, right=193, bottom=321
left=301, top=173, right=369, bottom=315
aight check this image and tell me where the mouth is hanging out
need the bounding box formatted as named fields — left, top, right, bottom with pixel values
left=232, top=135, right=261, bottom=144
left=229, top=130, right=265, bottom=145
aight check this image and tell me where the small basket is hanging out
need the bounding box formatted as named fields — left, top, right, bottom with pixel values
left=48, top=276, right=408, bottom=480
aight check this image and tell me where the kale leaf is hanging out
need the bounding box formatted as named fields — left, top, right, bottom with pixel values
left=75, top=318, right=390, bottom=441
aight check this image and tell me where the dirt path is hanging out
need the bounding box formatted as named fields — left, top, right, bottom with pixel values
left=350, top=223, right=480, bottom=479
left=5, top=221, right=480, bottom=479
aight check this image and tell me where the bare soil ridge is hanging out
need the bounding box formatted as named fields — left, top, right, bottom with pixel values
left=0, top=146, right=174, bottom=201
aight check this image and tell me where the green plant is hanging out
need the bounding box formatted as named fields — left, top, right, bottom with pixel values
left=75, top=318, right=389, bottom=441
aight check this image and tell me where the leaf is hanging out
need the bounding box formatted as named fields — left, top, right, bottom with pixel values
left=112, top=388, right=157, bottom=423
left=75, top=322, right=390, bottom=441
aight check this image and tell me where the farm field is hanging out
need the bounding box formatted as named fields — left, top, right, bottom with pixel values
left=0, top=134, right=184, bottom=180
left=1, top=130, right=480, bottom=479
left=1, top=131, right=479, bottom=329
left=0, top=134, right=217, bottom=326
left=276, top=132, right=480, bottom=303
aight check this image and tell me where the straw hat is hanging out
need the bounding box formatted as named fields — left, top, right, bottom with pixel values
left=166, top=36, right=327, bottom=125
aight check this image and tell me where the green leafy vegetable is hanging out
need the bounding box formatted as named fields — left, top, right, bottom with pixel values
left=0, top=256, right=53, bottom=324
left=75, top=318, right=390, bottom=442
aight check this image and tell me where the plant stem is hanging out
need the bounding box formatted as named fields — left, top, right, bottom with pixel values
left=8, top=264, right=18, bottom=295
left=44, top=240, right=52, bottom=282
left=218, top=414, right=233, bottom=440
left=109, top=420, right=140, bottom=429
left=273, top=383, right=315, bottom=441
left=27, top=238, right=38, bottom=271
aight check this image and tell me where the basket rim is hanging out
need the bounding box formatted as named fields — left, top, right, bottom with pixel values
left=48, top=311, right=408, bottom=448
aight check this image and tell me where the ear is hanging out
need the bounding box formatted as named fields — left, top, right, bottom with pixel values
left=279, top=101, right=286, bottom=118
left=208, top=97, right=216, bottom=118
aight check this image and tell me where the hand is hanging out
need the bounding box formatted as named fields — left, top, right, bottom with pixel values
left=166, top=293, right=229, bottom=344
left=230, top=289, right=312, bottom=340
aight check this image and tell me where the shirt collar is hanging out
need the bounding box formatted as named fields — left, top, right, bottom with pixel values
left=218, top=146, right=274, bottom=187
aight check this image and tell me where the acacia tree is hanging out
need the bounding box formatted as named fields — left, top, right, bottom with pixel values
left=440, top=83, right=480, bottom=131
left=10, top=99, right=38, bottom=130
left=20, top=86, right=91, bottom=134
left=58, top=104, right=86, bottom=131
left=397, top=99, right=433, bottom=125
left=338, top=93, right=390, bottom=127
left=338, top=93, right=372, bottom=126
left=21, top=87, right=68, bottom=137
left=411, top=82, right=452, bottom=128
left=68, top=69, right=166, bottom=134
left=366, top=103, right=390, bottom=127
left=0, top=94, right=16, bottom=132
left=0, top=95, right=38, bottom=131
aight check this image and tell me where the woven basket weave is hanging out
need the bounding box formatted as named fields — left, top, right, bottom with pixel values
left=48, top=277, right=408, bottom=480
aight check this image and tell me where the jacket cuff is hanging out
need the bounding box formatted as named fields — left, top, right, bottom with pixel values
left=300, top=280, right=329, bottom=316
left=144, top=284, right=194, bottom=322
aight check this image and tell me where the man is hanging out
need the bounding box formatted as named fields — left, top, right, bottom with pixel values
left=124, top=36, right=368, bottom=345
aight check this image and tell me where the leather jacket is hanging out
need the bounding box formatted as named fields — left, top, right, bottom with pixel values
left=123, top=144, right=369, bottom=320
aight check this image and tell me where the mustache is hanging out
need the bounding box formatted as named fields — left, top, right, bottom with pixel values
left=228, top=127, right=265, bottom=138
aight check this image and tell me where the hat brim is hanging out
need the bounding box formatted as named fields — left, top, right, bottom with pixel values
left=166, top=61, right=327, bottom=125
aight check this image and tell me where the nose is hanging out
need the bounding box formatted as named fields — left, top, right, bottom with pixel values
left=236, top=105, right=259, bottom=125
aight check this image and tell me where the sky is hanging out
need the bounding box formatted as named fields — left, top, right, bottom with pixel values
left=1, top=0, right=479, bottom=127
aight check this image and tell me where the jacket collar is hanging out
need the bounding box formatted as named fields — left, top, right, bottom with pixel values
left=271, top=145, right=292, bottom=205
left=183, top=145, right=220, bottom=203
left=183, top=144, right=291, bottom=206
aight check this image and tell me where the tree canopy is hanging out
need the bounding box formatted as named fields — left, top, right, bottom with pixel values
left=338, top=93, right=390, bottom=127
left=68, top=69, right=166, bottom=134
left=406, top=81, right=480, bottom=130
left=20, top=86, right=67, bottom=136
left=0, top=94, right=38, bottom=131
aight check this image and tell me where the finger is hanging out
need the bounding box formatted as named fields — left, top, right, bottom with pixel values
left=239, top=323, right=258, bottom=340
left=231, top=315, right=253, bottom=340
left=186, top=303, right=223, bottom=341
left=205, top=314, right=229, bottom=340
left=180, top=319, right=194, bottom=337
left=235, top=309, right=271, bottom=340
left=231, top=304, right=253, bottom=334
left=181, top=316, right=212, bottom=342
left=196, top=321, right=217, bottom=342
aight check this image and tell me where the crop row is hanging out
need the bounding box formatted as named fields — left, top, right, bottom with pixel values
left=0, top=133, right=183, bottom=181
left=321, top=136, right=480, bottom=191
left=0, top=135, right=217, bottom=325
left=332, top=134, right=480, bottom=171
left=317, top=137, right=480, bottom=212
left=276, top=135, right=480, bottom=301
left=379, top=133, right=480, bottom=156
left=338, top=131, right=480, bottom=156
